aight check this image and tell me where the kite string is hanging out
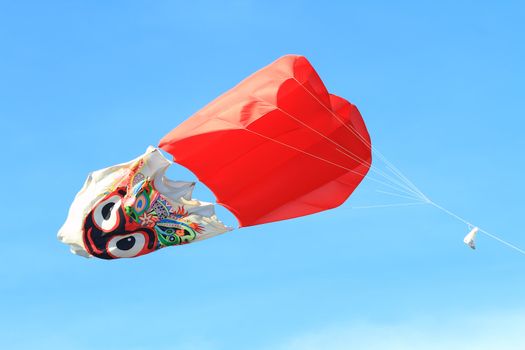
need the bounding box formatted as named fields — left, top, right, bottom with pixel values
left=335, top=149, right=425, bottom=200
left=350, top=202, right=425, bottom=209
left=428, top=200, right=525, bottom=256
left=375, top=190, right=425, bottom=202
left=369, top=182, right=424, bottom=201
left=373, top=150, right=429, bottom=201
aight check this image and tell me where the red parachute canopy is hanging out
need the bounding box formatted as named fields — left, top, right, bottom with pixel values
left=159, top=55, right=371, bottom=227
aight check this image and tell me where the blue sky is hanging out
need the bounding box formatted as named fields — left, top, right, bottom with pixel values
left=1, top=1, right=525, bottom=349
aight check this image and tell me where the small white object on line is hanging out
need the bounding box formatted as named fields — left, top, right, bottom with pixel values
left=464, top=227, right=479, bottom=250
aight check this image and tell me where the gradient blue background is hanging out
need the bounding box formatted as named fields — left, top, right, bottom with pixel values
left=1, top=1, right=524, bottom=349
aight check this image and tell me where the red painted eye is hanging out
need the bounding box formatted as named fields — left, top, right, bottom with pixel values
left=93, top=195, right=122, bottom=232
left=107, top=233, right=147, bottom=258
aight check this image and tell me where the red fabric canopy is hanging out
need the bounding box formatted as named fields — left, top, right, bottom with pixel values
left=159, top=55, right=371, bottom=227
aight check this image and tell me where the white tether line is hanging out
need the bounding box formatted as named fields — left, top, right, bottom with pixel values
left=428, top=201, right=525, bottom=256
left=369, top=180, right=424, bottom=201
left=351, top=202, right=425, bottom=209
left=375, top=190, right=426, bottom=202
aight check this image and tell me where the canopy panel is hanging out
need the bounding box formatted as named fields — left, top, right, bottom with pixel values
left=159, top=55, right=371, bottom=227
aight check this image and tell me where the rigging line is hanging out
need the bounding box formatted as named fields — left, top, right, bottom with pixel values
left=428, top=200, right=525, bottom=256
left=289, top=78, right=373, bottom=152
left=373, top=151, right=429, bottom=201
left=374, top=153, right=423, bottom=194
left=288, top=78, right=428, bottom=201
left=290, top=77, right=427, bottom=197
left=366, top=176, right=426, bottom=199
left=338, top=146, right=422, bottom=198
left=368, top=145, right=428, bottom=200
left=240, top=126, right=423, bottom=192
left=335, top=145, right=421, bottom=198
left=335, top=148, right=423, bottom=197
left=375, top=187, right=425, bottom=201
left=365, top=140, right=428, bottom=201
left=251, top=95, right=423, bottom=198
left=250, top=96, right=386, bottom=178
left=376, top=190, right=427, bottom=202
left=375, top=186, right=426, bottom=200
left=335, top=149, right=425, bottom=199
left=350, top=202, right=426, bottom=209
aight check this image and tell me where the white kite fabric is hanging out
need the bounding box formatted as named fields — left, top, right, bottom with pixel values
left=58, top=147, right=231, bottom=259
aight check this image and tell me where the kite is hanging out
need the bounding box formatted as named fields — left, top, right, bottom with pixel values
left=58, top=55, right=372, bottom=259
left=59, top=55, right=524, bottom=259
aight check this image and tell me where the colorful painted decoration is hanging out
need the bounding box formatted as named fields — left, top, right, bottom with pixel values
left=58, top=147, right=230, bottom=259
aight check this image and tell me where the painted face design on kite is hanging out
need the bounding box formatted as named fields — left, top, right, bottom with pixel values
left=82, top=160, right=204, bottom=259
left=83, top=187, right=158, bottom=259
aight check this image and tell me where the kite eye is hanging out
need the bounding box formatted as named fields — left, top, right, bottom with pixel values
left=93, top=195, right=122, bottom=232
left=107, top=233, right=147, bottom=258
